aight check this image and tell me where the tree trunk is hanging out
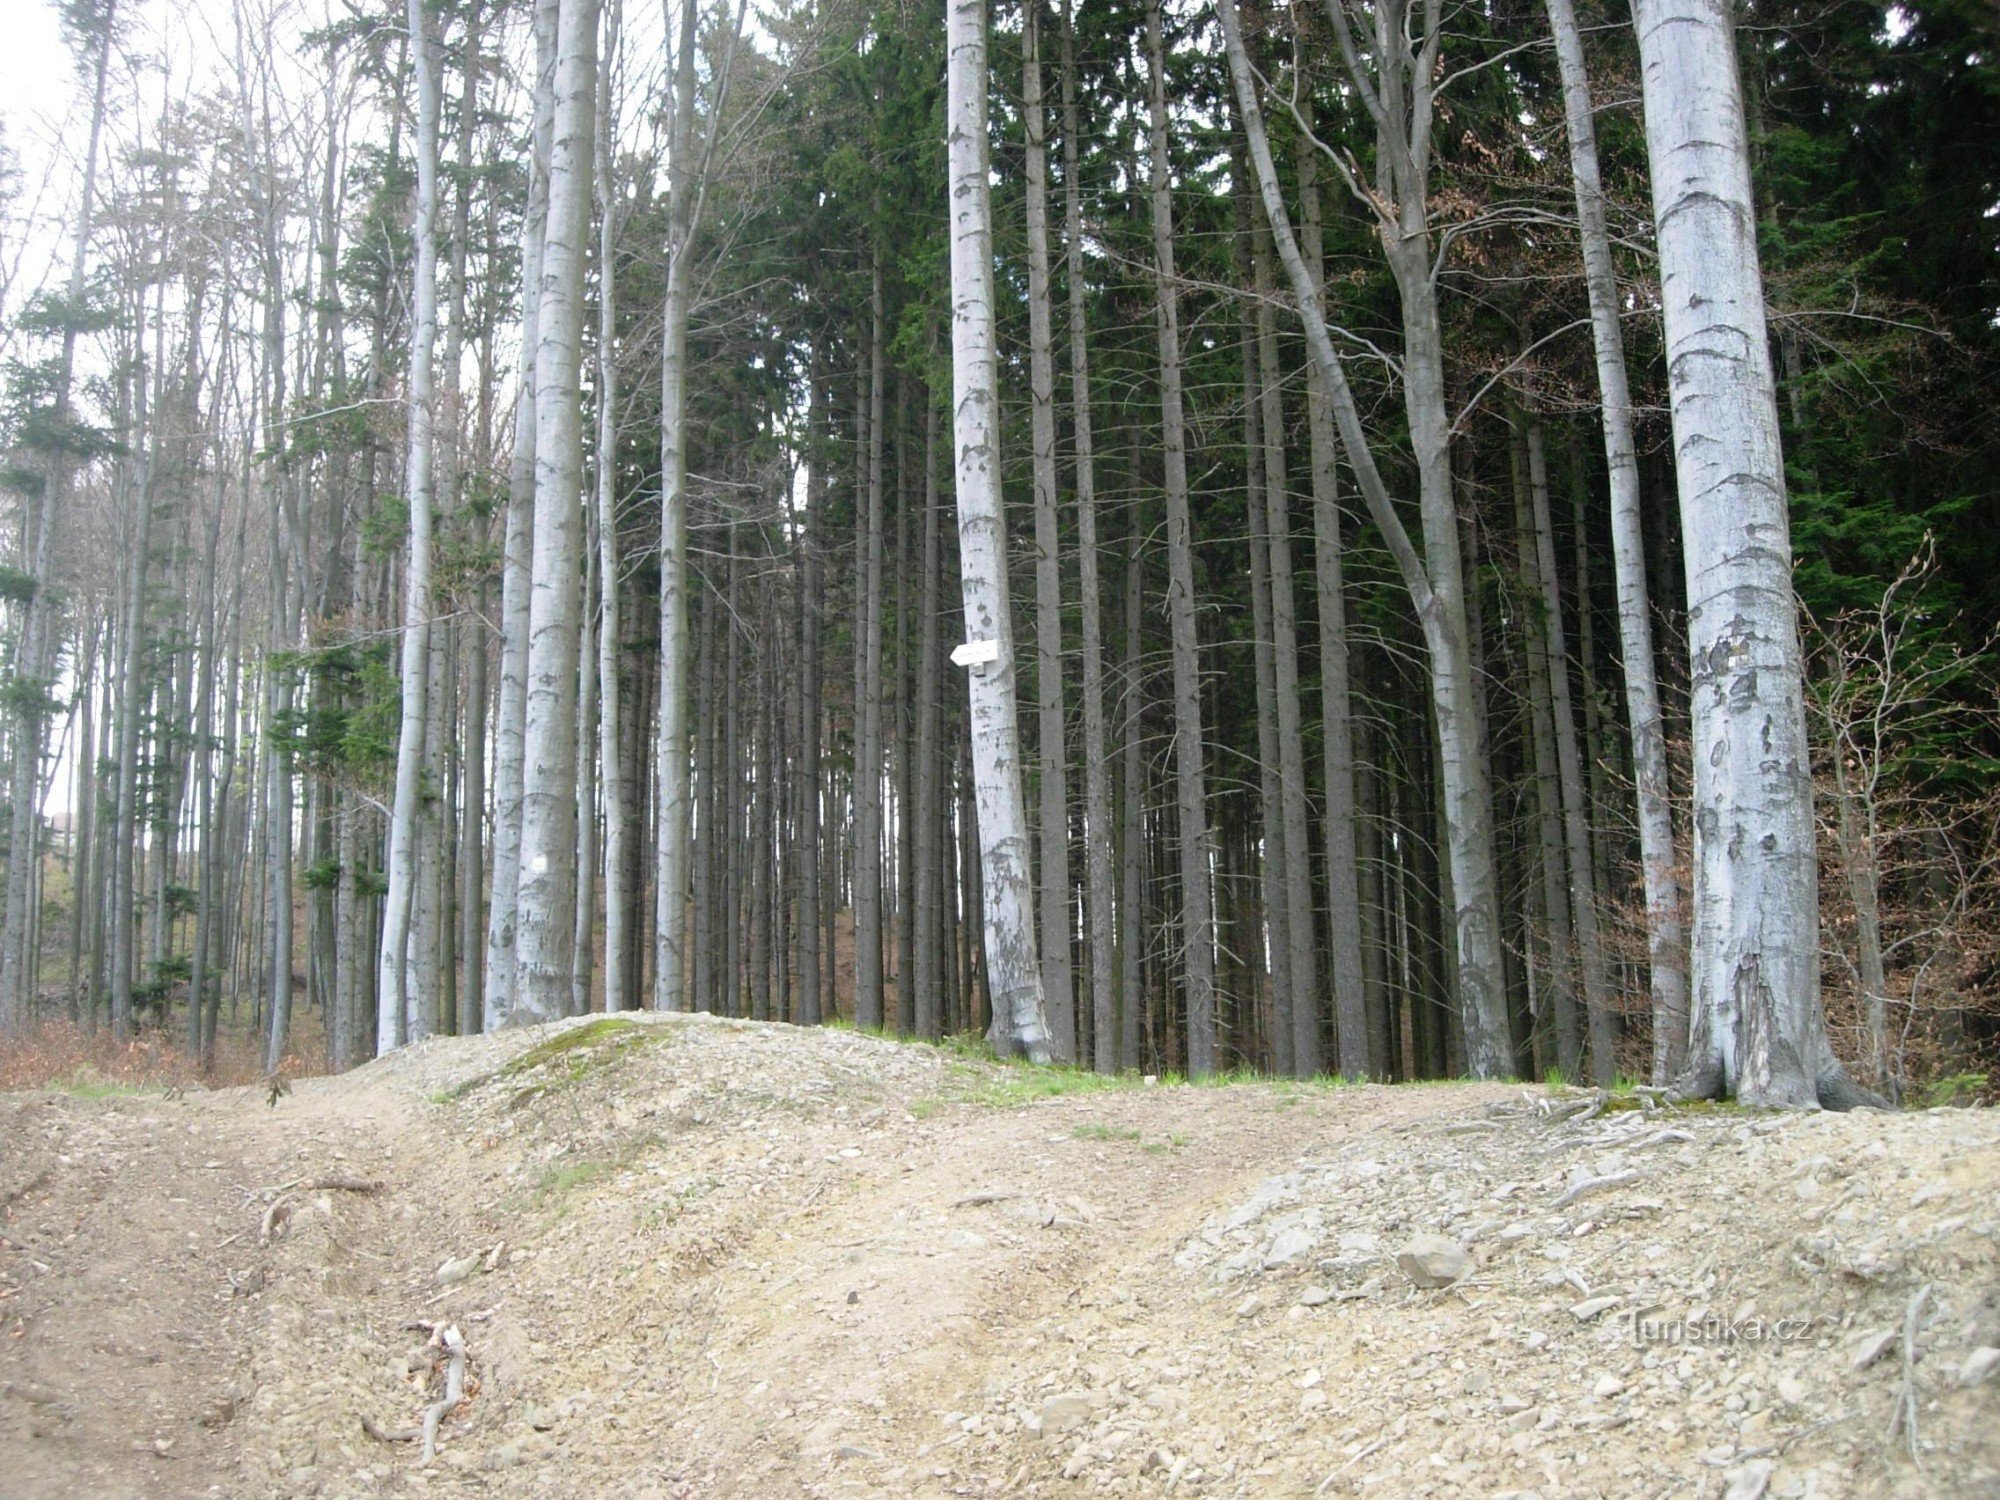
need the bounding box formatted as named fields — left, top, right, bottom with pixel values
left=487, top=0, right=558, bottom=1025
left=853, top=262, right=888, bottom=1030
left=377, top=0, right=442, bottom=1052
left=595, top=0, right=629, bottom=1011
left=794, top=392, right=824, bottom=1026
left=1022, top=0, right=1074, bottom=1062
left=1238, top=230, right=1292, bottom=1074
left=1545, top=0, right=1689, bottom=1083
left=1218, top=0, right=1511, bottom=1076
left=945, top=0, right=1052, bottom=1062
left=1524, top=412, right=1618, bottom=1082
left=0, top=0, right=114, bottom=1034
left=1633, top=0, right=1874, bottom=1108
left=655, top=0, right=699, bottom=1011
left=572, top=514, right=600, bottom=1016
left=1253, top=214, right=1321, bottom=1078
left=1297, top=134, right=1368, bottom=1077
left=511, top=0, right=597, bottom=1026
left=913, top=395, right=944, bottom=1039
left=1146, top=0, right=1217, bottom=1075
left=108, top=438, right=155, bottom=1043
left=1511, top=412, right=1580, bottom=1075
left=1119, top=491, right=1146, bottom=1072
left=1058, top=0, right=1115, bottom=1073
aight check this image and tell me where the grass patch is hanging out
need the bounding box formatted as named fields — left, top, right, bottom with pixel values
left=527, top=1130, right=668, bottom=1217
left=1072, top=1123, right=1143, bottom=1142
left=44, top=1072, right=166, bottom=1099
left=944, top=1060, right=1136, bottom=1109
left=533, top=1157, right=618, bottom=1204
left=440, top=1016, right=667, bottom=1103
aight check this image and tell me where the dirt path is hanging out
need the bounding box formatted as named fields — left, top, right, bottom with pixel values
left=0, top=1081, right=403, bottom=1493
left=3, top=1013, right=1997, bottom=1499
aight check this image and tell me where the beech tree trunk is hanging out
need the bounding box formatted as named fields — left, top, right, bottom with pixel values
left=487, top=0, right=558, bottom=1025
left=595, top=0, right=630, bottom=1011
left=1633, top=0, right=1874, bottom=1108
left=945, top=0, right=1052, bottom=1062
left=511, top=0, right=597, bottom=1026
left=377, top=0, right=441, bottom=1052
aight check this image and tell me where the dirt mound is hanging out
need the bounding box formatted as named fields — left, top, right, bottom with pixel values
left=3, top=1013, right=1997, bottom=1498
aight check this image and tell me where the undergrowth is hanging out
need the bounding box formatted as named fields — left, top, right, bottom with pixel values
left=0, top=1018, right=325, bottom=1094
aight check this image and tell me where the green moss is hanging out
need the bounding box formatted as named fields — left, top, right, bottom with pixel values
left=440, top=1016, right=667, bottom=1102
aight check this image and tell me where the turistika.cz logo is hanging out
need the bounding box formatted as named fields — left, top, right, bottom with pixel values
left=1626, top=1307, right=1820, bottom=1346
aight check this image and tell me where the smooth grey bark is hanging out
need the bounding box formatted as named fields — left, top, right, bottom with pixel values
left=487, top=0, right=557, bottom=1025
left=1022, top=0, right=1074, bottom=1061
left=572, top=518, right=600, bottom=1016
left=1146, top=0, right=1217, bottom=1075
left=653, top=0, right=746, bottom=1012
left=1297, top=136, right=1368, bottom=1077
left=510, top=0, right=596, bottom=1026
left=1633, top=0, right=1874, bottom=1108
left=377, top=0, right=442, bottom=1053
left=945, top=0, right=1052, bottom=1062
left=1218, top=0, right=1510, bottom=1076
left=594, top=0, right=630, bottom=1011
left=794, top=378, right=825, bottom=1027
left=446, top=0, right=486, bottom=1040
left=1545, top=0, right=1689, bottom=1082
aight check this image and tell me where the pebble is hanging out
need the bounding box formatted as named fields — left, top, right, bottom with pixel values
left=435, top=1253, right=482, bottom=1286
left=1396, top=1233, right=1470, bottom=1289
left=1263, top=1226, right=1316, bottom=1267
left=1958, top=1346, right=2000, bottom=1387
left=1848, top=1328, right=1897, bottom=1370
left=1039, top=1392, right=1096, bottom=1433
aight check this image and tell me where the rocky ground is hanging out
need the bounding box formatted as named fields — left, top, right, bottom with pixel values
left=2, top=1011, right=1997, bottom=1499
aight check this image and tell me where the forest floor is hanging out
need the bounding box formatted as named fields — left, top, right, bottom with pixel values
left=2, top=1013, right=1998, bottom=1500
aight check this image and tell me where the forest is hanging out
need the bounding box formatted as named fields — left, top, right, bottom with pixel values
left=0, top=0, right=1996, bottom=1107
